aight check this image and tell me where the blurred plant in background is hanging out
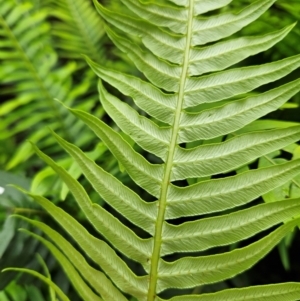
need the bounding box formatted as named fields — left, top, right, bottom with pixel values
left=0, top=0, right=120, bottom=299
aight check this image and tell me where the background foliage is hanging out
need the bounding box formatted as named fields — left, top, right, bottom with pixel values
left=1, top=0, right=300, bottom=299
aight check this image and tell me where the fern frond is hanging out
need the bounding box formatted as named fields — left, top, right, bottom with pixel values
left=15, top=0, right=300, bottom=300
left=30, top=142, right=153, bottom=265
left=46, top=0, right=105, bottom=61
left=0, top=0, right=99, bottom=169
left=23, top=229, right=103, bottom=301
left=17, top=188, right=149, bottom=299
left=157, top=218, right=299, bottom=291
left=2, top=268, right=70, bottom=301
left=158, top=282, right=300, bottom=301
left=50, top=130, right=157, bottom=234
left=16, top=216, right=128, bottom=301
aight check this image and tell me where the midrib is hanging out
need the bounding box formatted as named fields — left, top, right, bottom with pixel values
left=147, top=1, right=194, bottom=300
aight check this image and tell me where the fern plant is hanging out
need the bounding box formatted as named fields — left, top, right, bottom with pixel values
left=0, top=0, right=105, bottom=170
left=4, top=0, right=300, bottom=300
left=46, top=0, right=105, bottom=62
left=0, top=0, right=106, bottom=297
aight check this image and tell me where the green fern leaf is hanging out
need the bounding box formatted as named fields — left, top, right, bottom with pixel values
left=158, top=282, right=300, bottom=301
left=12, top=0, right=300, bottom=300
left=47, top=0, right=105, bottom=61
left=0, top=0, right=102, bottom=169
left=3, top=267, right=70, bottom=301
left=17, top=215, right=128, bottom=301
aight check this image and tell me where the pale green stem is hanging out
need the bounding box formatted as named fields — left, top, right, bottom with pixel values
left=12, top=208, right=46, bottom=215
left=147, top=1, right=195, bottom=300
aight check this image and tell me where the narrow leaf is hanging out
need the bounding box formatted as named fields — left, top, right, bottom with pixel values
left=166, top=159, right=300, bottom=218
left=15, top=189, right=148, bottom=299
left=15, top=216, right=127, bottom=301
left=179, top=78, right=300, bottom=142
left=98, top=81, right=171, bottom=159
left=184, top=54, right=300, bottom=108
left=192, top=0, right=275, bottom=46
left=51, top=130, right=157, bottom=234
left=194, top=0, right=233, bottom=15
left=159, top=282, right=300, bottom=301
left=2, top=268, right=70, bottom=301
left=162, top=198, right=300, bottom=254
left=157, top=219, right=300, bottom=291
left=69, top=107, right=164, bottom=197
left=173, top=126, right=300, bottom=179
left=86, top=58, right=176, bottom=124
left=189, top=24, right=295, bottom=76
left=31, top=143, right=152, bottom=264
left=22, top=230, right=103, bottom=301
left=106, top=27, right=181, bottom=92
left=120, top=0, right=188, bottom=34
left=93, top=0, right=185, bottom=64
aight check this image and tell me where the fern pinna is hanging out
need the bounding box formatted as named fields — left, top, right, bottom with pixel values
left=5, top=0, right=300, bottom=300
